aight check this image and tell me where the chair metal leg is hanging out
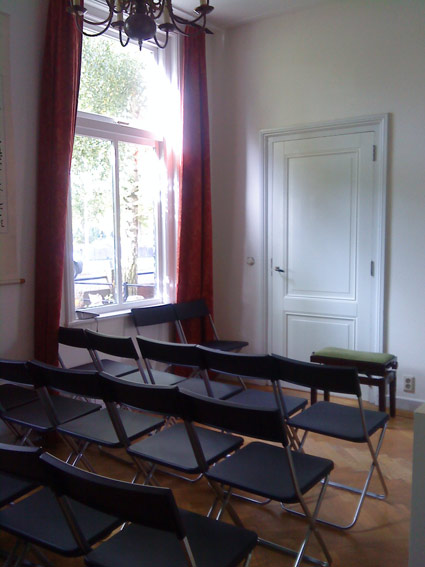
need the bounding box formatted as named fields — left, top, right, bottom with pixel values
left=210, top=479, right=332, bottom=567
left=282, top=425, right=388, bottom=530
left=258, top=538, right=329, bottom=567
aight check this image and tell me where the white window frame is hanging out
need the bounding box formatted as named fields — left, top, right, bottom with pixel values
left=63, top=12, right=180, bottom=324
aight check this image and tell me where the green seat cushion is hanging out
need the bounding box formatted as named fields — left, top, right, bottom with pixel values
left=313, top=347, right=396, bottom=365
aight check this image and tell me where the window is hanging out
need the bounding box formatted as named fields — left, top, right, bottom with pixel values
left=66, top=26, right=180, bottom=320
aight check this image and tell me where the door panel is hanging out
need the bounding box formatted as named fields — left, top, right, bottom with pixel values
left=287, top=315, right=355, bottom=363
left=287, top=152, right=357, bottom=299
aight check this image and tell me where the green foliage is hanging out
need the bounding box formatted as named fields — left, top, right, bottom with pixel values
left=78, top=35, right=150, bottom=123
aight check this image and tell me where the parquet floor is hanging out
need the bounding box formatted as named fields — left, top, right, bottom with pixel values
left=0, top=391, right=414, bottom=567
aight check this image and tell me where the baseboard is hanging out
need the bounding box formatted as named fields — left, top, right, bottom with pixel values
left=395, top=396, right=425, bottom=413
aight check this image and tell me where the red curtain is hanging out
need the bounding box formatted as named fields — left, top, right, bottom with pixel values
left=176, top=28, right=213, bottom=344
left=33, top=0, right=82, bottom=364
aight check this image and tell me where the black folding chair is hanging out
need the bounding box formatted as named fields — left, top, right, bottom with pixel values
left=0, top=443, right=121, bottom=567
left=131, top=303, right=178, bottom=333
left=0, top=360, right=39, bottom=443
left=199, top=346, right=308, bottom=416
left=101, top=374, right=243, bottom=485
left=27, top=361, right=165, bottom=475
left=174, top=298, right=249, bottom=352
left=39, top=451, right=257, bottom=567
left=275, top=355, right=389, bottom=530
left=131, top=304, right=192, bottom=386
left=0, top=470, right=37, bottom=510
left=84, top=329, right=149, bottom=382
left=0, top=360, right=38, bottom=411
left=58, top=326, right=137, bottom=378
left=181, top=390, right=333, bottom=567
left=1, top=361, right=100, bottom=446
left=136, top=335, right=243, bottom=399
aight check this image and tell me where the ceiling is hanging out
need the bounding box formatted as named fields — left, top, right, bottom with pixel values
left=174, top=0, right=330, bottom=29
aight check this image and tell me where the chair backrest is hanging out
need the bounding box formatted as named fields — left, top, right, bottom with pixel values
left=173, top=299, right=217, bottom=343
left=57, top=326, right=96, bottom=369
left=274, top=354, right=361, bottom=397
left=198, top=347, right=278, bottom=380
left=136, top=336, right=204, bottom=369
left=58, top=326, right=91, bottom=349
left=100, top=373, right=182, bottom=417
left=40, top=452, right=186, bottom=539
left=85, top=330, right=139, bottom=361
left=181, top=390, right=287, bottom=446
left=27, top=360, right=103, bottom=400
left=0, top=359, right=32, bottom=386
left=0, top=443, right=46, bottom=483
left=131, top=304, right=177, bottom=329
left=173, top=299, right=209, bottom=321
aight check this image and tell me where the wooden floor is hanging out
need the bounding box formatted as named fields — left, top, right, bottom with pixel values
left=0, top=391, right=414, bottom=567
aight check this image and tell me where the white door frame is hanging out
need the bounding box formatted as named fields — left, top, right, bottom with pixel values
left=262, top=114, right=388, bottom=355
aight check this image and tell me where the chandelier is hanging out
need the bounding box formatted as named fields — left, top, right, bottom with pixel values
left=68, top=0, right=214, bottom=49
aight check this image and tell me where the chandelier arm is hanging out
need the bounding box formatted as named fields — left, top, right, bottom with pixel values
left=153, top=30, right=170, bottom=49
left=169, top=15, right=207, bottom=36
left=173, top=13, right=206, bottom=27
left=72, top=14, right=114, bottom=37
left=68, top=0, right=115, bottom=26
left=119, top=26, right=131, bottom=46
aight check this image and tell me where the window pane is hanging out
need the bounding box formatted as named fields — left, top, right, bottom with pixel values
left=118, top=141, right=160, bottom=304
left=70, top=136, right=117, bottom=310
left=78, top=34, right=159, bottom=130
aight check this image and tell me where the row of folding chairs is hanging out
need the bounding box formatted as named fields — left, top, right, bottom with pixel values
left=132, top=300, right=249, bottom=352
left=1, top=351, right=389, bottom=557
left=0, top=443, right=257, bottom=567
left=59, top=299, right=248, bottom=373
left=58, top=327, right=310, bottom=416
left=0, top=361, right=332, bottom=566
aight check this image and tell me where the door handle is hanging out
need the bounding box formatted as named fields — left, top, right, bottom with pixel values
left=274, top=266, right=285, bottom=273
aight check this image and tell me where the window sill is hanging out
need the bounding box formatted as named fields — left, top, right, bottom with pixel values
left=68, top=309, right=132, bottom=327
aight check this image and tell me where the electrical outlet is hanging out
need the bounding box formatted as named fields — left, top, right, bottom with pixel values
left=403, top=375, right=416, bottom=393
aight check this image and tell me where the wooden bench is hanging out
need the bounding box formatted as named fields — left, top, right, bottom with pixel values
left=310, top=347, right=398, bottom=417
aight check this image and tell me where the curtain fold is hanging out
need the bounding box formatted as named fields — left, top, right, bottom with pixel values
left=176, top=28, right=213, bottom=344
left=33, top=0, right=82, bottom=364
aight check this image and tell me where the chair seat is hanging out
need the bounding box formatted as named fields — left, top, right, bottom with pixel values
left=0, top=487, right=120, bottom=556
left=177, top=377, right=243, bottom=400
left=0, top=384, right=38, bottom=410
left=128, top=422, right=243, bottom=474
left=149, top=369, right=188, bottom=387
left=2, top=396, right=100, bottom=432
left=0, top=472, right=37, bottom=508
left=228, top=388, right=307, bottom=416
left=58, top=408, right=164, bottom=447
left=202, top=339, right=249, bottom=352
left=85, top=508, right=257, bottom=567
left=73, top=359, right=138, bottom=378
left=289, top=401, right=389, bottom=442
left=98, top=359, right=139, bottom=378
left=207, top=441, right=333, bottom=504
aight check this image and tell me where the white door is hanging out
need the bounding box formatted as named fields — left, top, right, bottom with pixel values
left=266, top=119, right=387, bottom=371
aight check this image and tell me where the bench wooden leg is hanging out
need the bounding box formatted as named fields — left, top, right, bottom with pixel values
left=389, top=372, right=396, bottom=418
left=378, top=382, right=386, bottom=413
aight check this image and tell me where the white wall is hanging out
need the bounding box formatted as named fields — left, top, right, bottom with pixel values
left=207, top=0, right=425, bottom=409
left=0, top=0, right=47, bottom=359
